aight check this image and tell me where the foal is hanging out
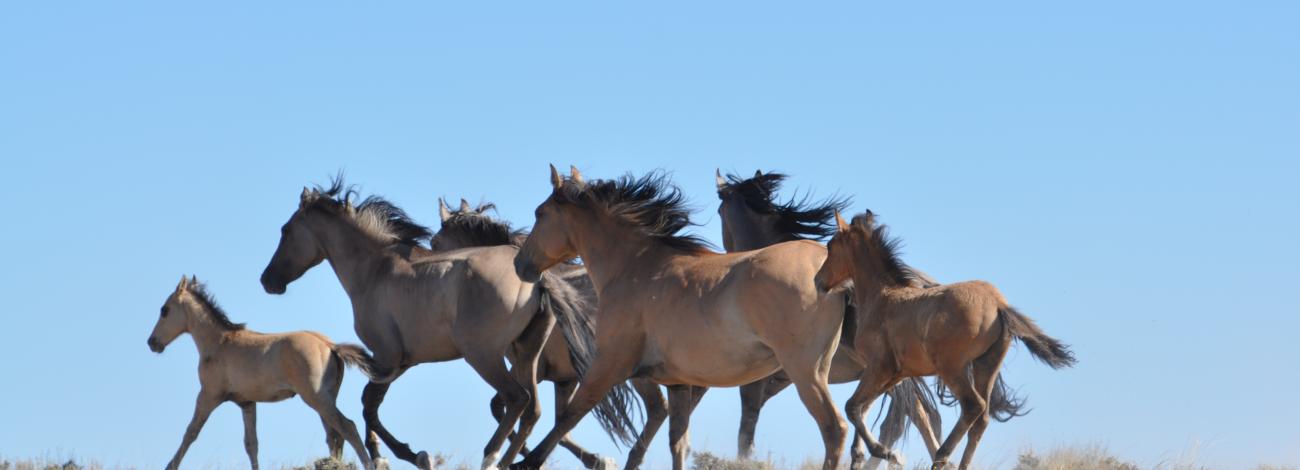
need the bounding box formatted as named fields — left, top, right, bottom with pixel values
left=815, top=212, right=1076, bottom=470
left=148, top=276, right=385, bottom=470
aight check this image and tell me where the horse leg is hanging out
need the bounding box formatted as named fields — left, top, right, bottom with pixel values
left=624, top=378, right=668, bottom=470
left=239, top=403, right=259, bottom=470
left=362, top=380, right=425, bottom=468
left=552, top=380, right=613, bottom=469
left=494, top=313, right=555, bottom=469
left=666, top=385, right=698, bottom=470
left=843, top=368, right=903, bottom=468
left=322, top=415, right=345, bottom=459
left=933, top=367, right=987, bottom=470
left=737, top=377, right=769, bottom=460
left=306, top=394, right=374, bottom=470
left=957, top=338, right=1010, bottom=470
left=514, top=336, right=644, bottom=470
left=165, top=391, right=222, bottom=470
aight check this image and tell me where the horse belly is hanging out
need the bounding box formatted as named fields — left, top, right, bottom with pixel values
left=647, top=334, right=778, bottom=387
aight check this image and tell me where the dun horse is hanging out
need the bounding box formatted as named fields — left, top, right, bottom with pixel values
left=147, top=276, right=382, bottom=470
left=431, top=198, right=662, bottom=470
left=512, top=166, right=850, bottom=470
left=814, top=211, right=1076, bottom=469
left=715, top=170, right=943, bottom=469
left=259, top=179, right=638, bottom=470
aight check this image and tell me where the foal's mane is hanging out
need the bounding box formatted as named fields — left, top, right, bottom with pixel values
left=718, top=171, right=851, bottom=241
left=555, top=171, right=712, bottom=253
left=851, top=211, right=918, bottom=288
left=440, top=203, right=527, bottom=247
left=308, top=176, right=433, bottom=247
left=186, top=282, right=246, bottom=331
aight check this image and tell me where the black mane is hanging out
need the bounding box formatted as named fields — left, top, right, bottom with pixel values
left=187, top=281, right=246, bottom=331
left=718, top=171, right=850, bottom=241
left=851, top=211, right=917, bottom=287
left=312, top=174, right=433, bottom=247
left=439, top=204, right=527, bottom=247
left=555, top=171, right=712, bottom=252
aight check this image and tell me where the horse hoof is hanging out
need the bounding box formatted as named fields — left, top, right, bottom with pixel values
left=887, top=452, right=906, bottom=469
left=416, top=451, right=437, bottom=470
left=929, top=460, right=950, bottom=470
left=593, top=456, right=618, bottom=470
left=373, top=458, right=390, bottom=470
left=481, top=452, right=502, bottom=470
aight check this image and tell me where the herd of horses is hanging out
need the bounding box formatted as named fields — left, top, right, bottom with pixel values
left=146, top=165, right=1075, bottom=470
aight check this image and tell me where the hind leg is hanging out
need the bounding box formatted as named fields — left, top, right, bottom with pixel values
left=624, top=378, right=667, bottom=470
left=666, top=385, right=708, bottom=470
left=494, top=313, right=554, bottom=468
left=309, top=398, right=374, bottom=470
left=956, top=339, right=1009, bottom=470
left=932, top=367, right=987, bottom=470
left=322, top=415, right=345, bottom=459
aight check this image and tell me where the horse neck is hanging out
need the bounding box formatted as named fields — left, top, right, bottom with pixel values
left=725, top=210, right=797, bottom=252
left=847, top=242, right=898, bottom=307
left=568, top=212, right=673, bottom=293
left=307, top=213, right=390, bottom=296
left=184, top=305, right=232, bottom=354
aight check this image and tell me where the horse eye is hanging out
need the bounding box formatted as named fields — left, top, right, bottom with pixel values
left=160, top=306, right=169, bottom=317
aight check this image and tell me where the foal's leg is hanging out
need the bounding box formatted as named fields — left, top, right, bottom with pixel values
left=624, top=378, right=668, bottom=470
left=957, top=339, right=1010, bottom=470
left=308, top=398, right=374, bottom=470
left=932, top=367, right=987, bottom=470
left=239, top=403, right=259, bottom=470
left=322, top=415, right=345, bottom=459
left=843, top=369, right=903, bottom=468
left=165, top=391, right=222, bottom=470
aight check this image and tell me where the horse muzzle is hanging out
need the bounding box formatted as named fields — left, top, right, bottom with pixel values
left=513, top=257, right=542, bottom=283
left=260, top=270, right=287, bottom=295
left=147, top=336, right=164, bottom=353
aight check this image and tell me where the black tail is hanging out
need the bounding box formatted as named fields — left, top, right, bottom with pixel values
left=537, top=272, right=642, bottom=448
left=876, top=377, right=943, bottom=445
left=332, top=343, right=400, bottom=384
left=1000, top=305, right=1077, bottom=369
left=937, top=374, right=1029, bottom=422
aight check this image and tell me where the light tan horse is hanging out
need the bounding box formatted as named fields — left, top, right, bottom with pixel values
left=714, top=169, right=944, bottom=470
left=259, top=179, right=638, bottom=470
left=814, top=211, right=1076, bottom=469
left=147, top=276, right=383, bottom=470
left=512, top=166, right=849, bottom=470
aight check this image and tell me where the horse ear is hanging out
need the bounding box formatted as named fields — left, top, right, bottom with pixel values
left=716, top=169, right=726, bottom=190
left=459, top=198, right=472, bottom=212
left=177, top=275, right=189, bottom=291
left=550, top=164, right=563, bottom=190
left=754, top=169, right=763, bottom=179
left=569, top=165, right=585, bottom=186
left=190, top=275, right=198, bottom=286
left=438, top=198, right=452, bottom=222
left=835, top=210, right=849, bottom=233
left=299, top=187, right=312, bottom=206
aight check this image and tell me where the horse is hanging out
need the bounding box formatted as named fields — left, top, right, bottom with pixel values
left=512, top=166, right=851, bottom=470
left=259, top=177, right=638, bottom=470
left=147, top=276, right=383, bottom=470
left=431, top=198, right=663, bottom=470
left=715, top=169, right=943, bottom=469
left=814, top=211, right=1076, bottom=469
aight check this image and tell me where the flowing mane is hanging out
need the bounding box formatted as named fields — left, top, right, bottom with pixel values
left=555, top=171, right=712, bottom=252
left=718, top=171, right=851, bottom=241
left=308, top=175, right=433, bottom=247
left=439, top=203, right=527, bottom=247
left=186, top=281, right=246, bottom=331
left=851, top=211, right=918, bottom=288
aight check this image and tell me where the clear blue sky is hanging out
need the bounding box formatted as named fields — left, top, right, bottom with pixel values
left=2, top=2, right=1297, bottom=469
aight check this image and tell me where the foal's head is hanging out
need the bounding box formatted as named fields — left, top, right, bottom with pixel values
left=815, top=210, right=915, bottom=293
left=260, top=176, right=431, bottom=294
left=148, top=276, right=244, bottom=353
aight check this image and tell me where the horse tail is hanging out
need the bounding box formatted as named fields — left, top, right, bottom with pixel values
left=332, top=343, right=400, bottom=384
left=537, top=271, right=642, bottom=448
left=875, top=377, right=942, bottom=446
left=999, top=305, right=1077, bottom=369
